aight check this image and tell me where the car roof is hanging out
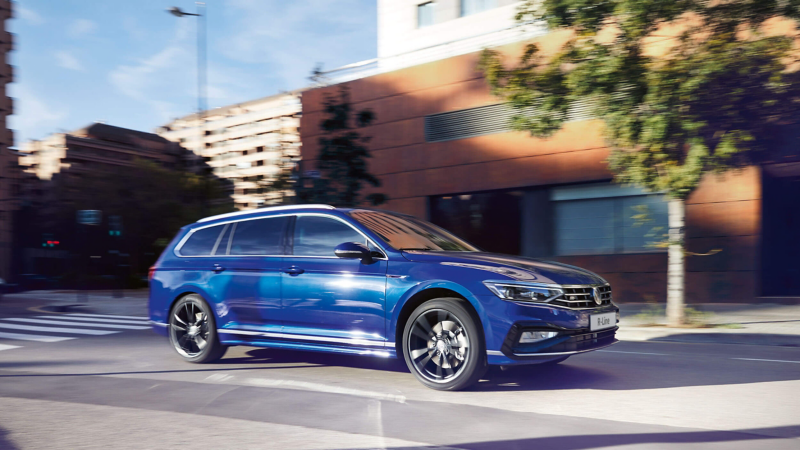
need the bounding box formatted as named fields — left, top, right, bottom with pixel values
left=195, top=204, right=336, bottom=224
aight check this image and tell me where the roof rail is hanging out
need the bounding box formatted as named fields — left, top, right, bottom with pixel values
left=196, top=204, right=336, bottom=223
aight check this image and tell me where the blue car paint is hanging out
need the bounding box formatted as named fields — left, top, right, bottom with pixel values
left=149, top=206, right=619, bottom=365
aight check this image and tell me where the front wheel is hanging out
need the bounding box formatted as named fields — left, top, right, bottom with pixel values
left=402, top=298, right=486, bottom=391
left=168, top=294, right=227, bottom=363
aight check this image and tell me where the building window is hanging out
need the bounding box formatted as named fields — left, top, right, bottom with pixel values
left=243, top=150, right=248, bottom=156
left=257, top=160, right=264, bottom=167
left=551, top=184, right=668, bottom=255
left=417, top=2, right=435, bottom=28
left=430, top=191, right=522, bottom=255
left=257, top=146, right=264, bottom=153
left=460, top=0, right=497, bottom=17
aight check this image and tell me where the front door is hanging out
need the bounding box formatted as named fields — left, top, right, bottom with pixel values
left=280, top=214, right=388, bottom=346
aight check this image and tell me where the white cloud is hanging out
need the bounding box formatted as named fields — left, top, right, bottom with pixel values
left=17, top=6, right=45, bottom=25
left=9, top=84, right=67, bottom=144
left=55, top=51, right=84, bottom=72
left=67, top=19, right=97, bottom=38
left=219, top=0, right=377, bottom=91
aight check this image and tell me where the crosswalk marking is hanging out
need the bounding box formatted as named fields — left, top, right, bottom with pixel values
left=37, top=316, right=150, bottom=326
left=0, top=344, right=21, bottom=352
left=6, top=318, right=150, bottom=330
left=68, top=313, right=148, bottom=321
left=0, top=323, right=118, bottom=336
left=0, top=331, right=75, bottom=342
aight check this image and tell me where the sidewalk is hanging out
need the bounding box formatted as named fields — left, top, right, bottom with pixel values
left=617, top=303, right=800, bottom=347
left=4, top=291, right=800, bottom=346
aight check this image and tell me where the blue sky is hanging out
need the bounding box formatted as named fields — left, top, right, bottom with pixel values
left=10, top=0, right=377, bottom=145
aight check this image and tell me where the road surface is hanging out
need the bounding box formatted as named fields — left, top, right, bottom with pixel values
left=0, top=304, right=798, bottom=449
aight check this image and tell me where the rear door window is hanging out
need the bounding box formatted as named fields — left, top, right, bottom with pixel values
left=179, top=225, right=225, bottom=256
left=293, top=215, right=366, bottom=257
left=228, top=216, right=290, bottom=256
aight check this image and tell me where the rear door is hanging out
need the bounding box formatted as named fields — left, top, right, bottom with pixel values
left=280, top=214, right=388, bottom=346
left=218, top=215, right=289, bottom=331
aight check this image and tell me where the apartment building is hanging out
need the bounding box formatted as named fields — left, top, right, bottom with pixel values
left=0, top=0, right=15, bottom=282
left=157, top=91, right=302, bottom=210
left=301, top=0, right=800, bottom=302
left=18, top=123, right=191, bottom=181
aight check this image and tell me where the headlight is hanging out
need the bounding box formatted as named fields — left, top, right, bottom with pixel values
left=519, top=331, right=559, bottom=343
left=483, top=282, right=562, bottom=303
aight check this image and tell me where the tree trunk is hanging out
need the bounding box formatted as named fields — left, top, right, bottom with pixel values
left=667, top=198, right=686, bottom=326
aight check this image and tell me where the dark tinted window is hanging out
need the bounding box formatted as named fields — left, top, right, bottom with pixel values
left=229, top=217, right=289, bottom=256
left=180, top=225, right=225, bottom=256
left=293, top=216, right=365, bottom=257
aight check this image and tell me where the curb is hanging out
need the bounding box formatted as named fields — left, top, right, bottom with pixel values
left=618, top=327, right=800, bottom=347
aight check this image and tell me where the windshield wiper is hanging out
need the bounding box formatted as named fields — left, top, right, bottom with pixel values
left=399, top=247, right=434, bottom=251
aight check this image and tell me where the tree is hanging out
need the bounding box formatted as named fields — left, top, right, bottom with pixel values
left=297, top=86, right=387, bottom=207
left=45, top=160, right=233, bottom=278
left=479, top=0, right=800, bottom=325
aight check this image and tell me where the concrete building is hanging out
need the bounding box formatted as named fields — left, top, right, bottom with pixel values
left=0, top=0, right=15, bottom=282
left=157, top=92, right=302, bottom=210
left=18, top=123, right=193, bottom=181
left=300, top=1, right=800, bottom=302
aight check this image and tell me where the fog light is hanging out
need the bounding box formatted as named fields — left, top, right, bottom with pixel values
left=519, top=331, right=558, bottom=344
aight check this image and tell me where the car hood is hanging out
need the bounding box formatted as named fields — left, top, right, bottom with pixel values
left=401, top=251, right=606, bottom=286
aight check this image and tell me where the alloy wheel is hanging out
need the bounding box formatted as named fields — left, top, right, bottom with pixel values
left=170, top=300, right=210, bottom=358
left=407, top=309, right=470, bottom=383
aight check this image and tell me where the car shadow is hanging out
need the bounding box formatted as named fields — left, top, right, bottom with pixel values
left=217, top=345, right=800, bottom=392
left=384, top=425, right=800, bottom=450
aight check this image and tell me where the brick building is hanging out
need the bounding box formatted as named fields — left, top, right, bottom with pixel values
left=299, top=1, right=800, bottom=302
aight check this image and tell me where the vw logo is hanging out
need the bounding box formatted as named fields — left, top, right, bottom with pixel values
left=592, top=287, right=602, bottom=305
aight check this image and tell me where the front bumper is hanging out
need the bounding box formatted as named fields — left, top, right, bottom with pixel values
left=501, top=324, right=618, bottom=359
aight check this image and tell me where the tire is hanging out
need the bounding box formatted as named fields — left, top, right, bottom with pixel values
left=168, top=294, right=227, bottom=363
left=402, top=298, right=486, bottom=391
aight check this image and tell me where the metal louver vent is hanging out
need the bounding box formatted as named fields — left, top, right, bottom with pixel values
left=424, top=99, right=596, bottom=143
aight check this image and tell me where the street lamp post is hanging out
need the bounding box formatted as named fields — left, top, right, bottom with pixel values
left=168, top=3, right=208, bottom=216
left=168, top=3, right=207, bottom=162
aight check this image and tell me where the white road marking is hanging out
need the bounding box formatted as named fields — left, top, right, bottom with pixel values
left=7, top=318, right=149, bottom=330
left=0, top=344, right=21, bottom=351
left=68, top=313, right=148, bottom=321
left=0, top=323, right=117, bottom=336
left=245, top=378, right=407, bottom=403
left=732, top=358, right=800, bottom=364
left=0, top=331, right=75, bottom=342
left=38, top=316, right=150, bottom=325
left=596, top=350, right=668, bottom=356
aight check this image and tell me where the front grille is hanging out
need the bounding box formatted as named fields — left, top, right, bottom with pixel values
left=549, top=285, right=612, bottom=309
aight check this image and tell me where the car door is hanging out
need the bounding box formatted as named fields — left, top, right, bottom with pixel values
left=217, top=215, right=289, bottom=332
left=280, top=214, right=388, bottom=346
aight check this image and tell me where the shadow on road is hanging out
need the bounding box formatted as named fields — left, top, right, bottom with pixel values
left=387, top=425, right=800, bottom=450
left=0, top=426, right=19, bottom=450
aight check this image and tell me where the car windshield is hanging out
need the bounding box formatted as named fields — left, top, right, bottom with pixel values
left=348, top=210, right=478, bottom=252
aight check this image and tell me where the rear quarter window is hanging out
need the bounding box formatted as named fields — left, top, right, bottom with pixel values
left=178, top=225, right=225, bottom=256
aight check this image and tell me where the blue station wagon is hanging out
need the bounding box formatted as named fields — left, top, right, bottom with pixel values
left=149, top=205, right=619, bottom=390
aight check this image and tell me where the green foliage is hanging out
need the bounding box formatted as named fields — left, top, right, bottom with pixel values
left=47, top=159, right=233, bottom=272
left=297, top=86, right=387, bottom=207
left=482, top=0, right=800, bottom=199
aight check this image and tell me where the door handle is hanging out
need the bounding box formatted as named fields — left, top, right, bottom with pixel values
left=212, top=264, right=226, bottom=273
left=282, top=266, right=305, bottom=275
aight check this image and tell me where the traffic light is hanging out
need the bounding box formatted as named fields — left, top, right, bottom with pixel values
left=42, top=233, right=60, bottom=247
left=108, top=215, right=123, bottom=237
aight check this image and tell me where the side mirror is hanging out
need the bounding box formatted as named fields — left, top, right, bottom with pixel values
left=334, top=242, right=373, bottom=264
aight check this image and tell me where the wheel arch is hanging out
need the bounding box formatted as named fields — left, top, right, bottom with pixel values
left=392, top=282, right=490, bottom=359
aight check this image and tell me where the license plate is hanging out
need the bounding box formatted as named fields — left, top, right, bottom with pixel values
left=590, top=312, right=616, bottom=331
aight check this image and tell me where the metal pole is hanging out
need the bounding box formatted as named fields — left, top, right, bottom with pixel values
left=197, top=2, right=208, bottom=216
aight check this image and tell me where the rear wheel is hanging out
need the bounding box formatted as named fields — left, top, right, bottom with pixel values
left=168, top=294, right=227, bottom=363
left=402, top=298, right=486, bottom=391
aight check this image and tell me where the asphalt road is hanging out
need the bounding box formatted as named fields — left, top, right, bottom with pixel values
left=0, top=305, right=798, bottom=449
